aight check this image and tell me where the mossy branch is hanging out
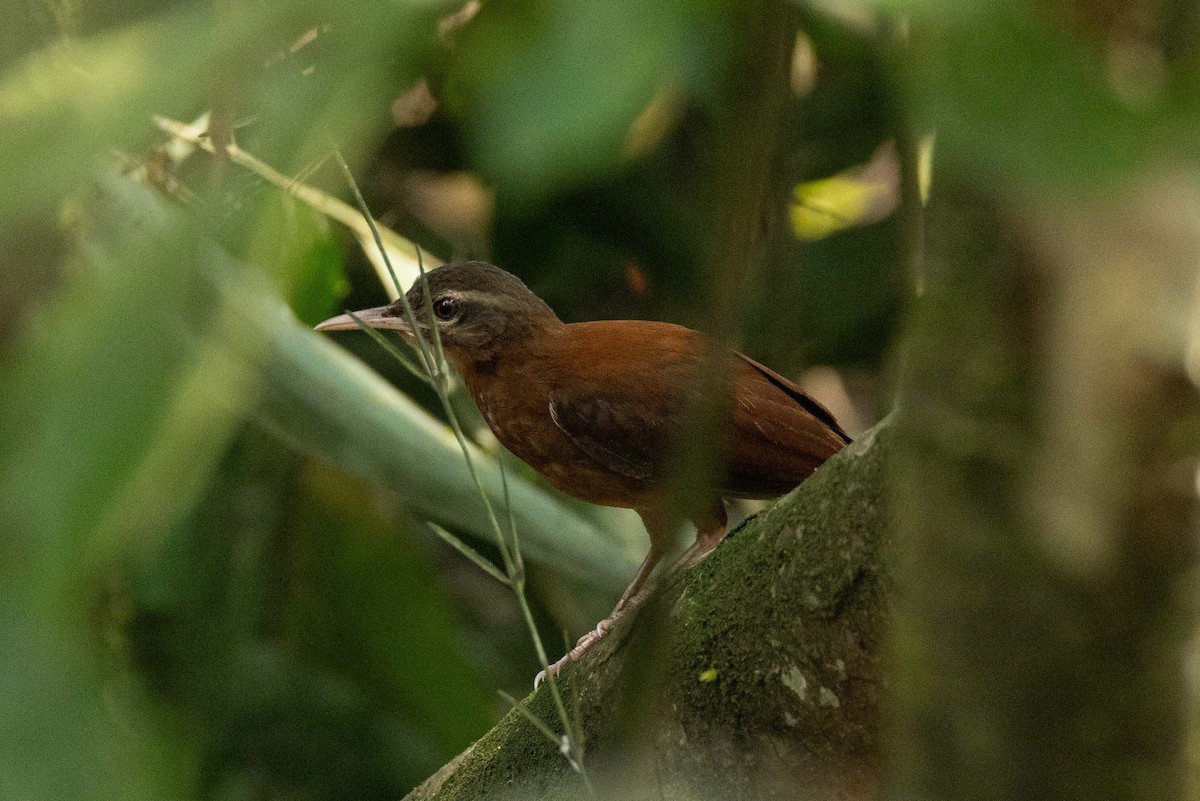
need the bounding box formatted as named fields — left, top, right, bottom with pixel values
left=405, top=418, right=893, bottom=801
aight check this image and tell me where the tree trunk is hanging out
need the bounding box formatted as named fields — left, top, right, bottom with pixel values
left=886, top=168, right=1199, bottom=800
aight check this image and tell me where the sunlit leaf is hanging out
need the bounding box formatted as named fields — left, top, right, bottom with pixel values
left=156, top=115, right=438, bottom=301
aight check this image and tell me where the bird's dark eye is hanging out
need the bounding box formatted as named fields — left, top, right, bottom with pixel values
left=432, top=296, right=460, bottom=321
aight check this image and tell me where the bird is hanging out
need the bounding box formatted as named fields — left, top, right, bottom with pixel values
left=316, top=261, right=850, bottom=682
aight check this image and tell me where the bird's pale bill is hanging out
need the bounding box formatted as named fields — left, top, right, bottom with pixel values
left=315, top=306, right=413, bottom=334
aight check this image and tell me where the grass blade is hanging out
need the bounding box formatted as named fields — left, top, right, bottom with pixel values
left=427, top=522, right=511, bottom=586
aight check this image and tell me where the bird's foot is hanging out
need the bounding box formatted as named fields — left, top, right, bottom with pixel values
left=581, top=617, right=612, bottom=645
left=534, top=618, right=615, bottom=689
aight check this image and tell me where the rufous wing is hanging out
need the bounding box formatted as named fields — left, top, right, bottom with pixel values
left=548, top=321, right=850, bottom=498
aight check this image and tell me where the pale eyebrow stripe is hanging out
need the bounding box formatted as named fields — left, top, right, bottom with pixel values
left=446, top=290, right=493, bottom=304
left=438, top=289, right=520, bottom=313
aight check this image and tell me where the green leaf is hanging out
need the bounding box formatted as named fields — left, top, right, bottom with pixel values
left=245, top=298, right=638, bottom=593
left=0, top=8, right=223, bottom=221
left=879, top=3, right=1168, bottom=194
left=0, top=174, right=229, bottom=801
left=294, top=468, right=497, bottom=758
left=125, top=434, right=493, bottom=796
left=447, top=0, right=723, bottom=203
left=250, top=194, right=348, bottom=326
left=0, top=176, right=224, bottom=563
left=0, top=0, right=434, bottom=223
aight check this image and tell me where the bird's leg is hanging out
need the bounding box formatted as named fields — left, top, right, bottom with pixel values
left=674, top=501, right=729, bottom=571
left=569, top=537, right=668, bottom=650
left=534, top=505, right=731, bottom=687
left=612, top=541, right=668, bottom=615
left=533, top=510, right=676, bottom=687
left=604, top=506, right=683, bottom=619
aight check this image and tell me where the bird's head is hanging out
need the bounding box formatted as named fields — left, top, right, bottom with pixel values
left=315, top=261, right=563, bottom=368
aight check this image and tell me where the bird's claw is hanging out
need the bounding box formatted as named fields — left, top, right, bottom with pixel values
left=533, top=618, right=616, bottom=689
left=573, top=619, right=609, bottom=649
left=533, top=653, right=571, bottom=690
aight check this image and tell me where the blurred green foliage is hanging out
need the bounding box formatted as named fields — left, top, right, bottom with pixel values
left=3, top=0, right=1194, bottom=798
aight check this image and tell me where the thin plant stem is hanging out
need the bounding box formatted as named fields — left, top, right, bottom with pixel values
left=346, top=310, right=431, bottom=385
left=498, top=689, right=563, bottom=745
left=498, top=450, right=524, bottom=575
left=411, top=255, right=583, bottom=763
left=330, top=147, right=436, bottom=379
left=427, top=522, right=511, bottom=586
left=514, top=585, right=583, bottom=747
left=334, top=150, right=591, bottom=789
left=412, top=254, right=587, bottom=779
left=416, top=258, right=517, bottom=575
left=499, top=691, right=593, bottom=794
left=156, top=115, right=437, bottom=297
left=331, top=149, right=402, bottom=300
